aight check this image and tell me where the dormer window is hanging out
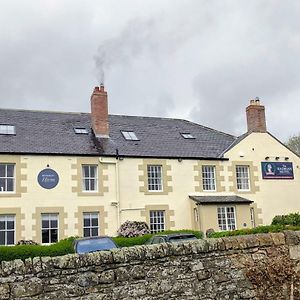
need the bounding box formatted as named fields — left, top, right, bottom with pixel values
left=121, top=131, right=139, bottom=141
left=74, top=128, right=88, bottom=134
left=0, top=125, right=15, bottom=135
left=181, top=133, right=194, bottom=139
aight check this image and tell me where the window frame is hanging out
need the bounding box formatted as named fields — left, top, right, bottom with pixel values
left=236, top=165, right=250, bottom=191
left=202, top=165, right=216, bottom=191
left=217, top=206, right=237, bottom=231
left=149, top=210, right=165, bottom=233
left=74, top=127, right=88, bottom=134
left=181, top=133, right=195, bottom=139
left=0, top=163, right=16, bottom=193
left=0, top=214, right=16, bottom=246
left=121, top=131, right=139, bottom=141
left=83, top=212, right=99, bottom=237
left=41, top=213, right=59, bottom=244
left=147, top=165, right=163, bottom=192
left=82, top=164, right=98, bottom=192
left=0, top=124, right=16, bottom=135
left=250, top=207, right=255, bottom=228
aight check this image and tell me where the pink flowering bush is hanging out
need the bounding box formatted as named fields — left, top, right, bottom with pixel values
left=118, top=220, right=150, bottom=237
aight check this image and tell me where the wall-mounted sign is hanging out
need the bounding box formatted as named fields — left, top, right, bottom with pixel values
left=261, top=162, right=294, bottom=180
left=37, top=168, right=59, bottom=189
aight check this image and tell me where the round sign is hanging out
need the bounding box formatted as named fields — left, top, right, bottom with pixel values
left=37, top=168, right=59, bottom=189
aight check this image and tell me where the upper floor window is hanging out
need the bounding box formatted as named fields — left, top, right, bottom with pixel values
left=217, top=207, right=236, bottom=231
left=121, top=131, right=139, bottom=141
left=149, top=210, right=165, bottom=233
left=41, top=213, right=58, bottom=244
left=0, top=125, right=15, bottom=135
left=82, top=165, right=98, bottom=192
left=0, top=164, right=15, bottom=192
left=147, top=165, right=163, bottom=191
left=83, top=212, right=99, bottom=237
left=236, top=165, right=250, bottom=191
left=202, top=165, right=216, bottom=191
left=0, top=215, right=15, bottom=245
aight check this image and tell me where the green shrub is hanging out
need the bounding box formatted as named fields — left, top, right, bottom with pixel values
left=113, top=234, right=152, bottom=247
left=272, top=213, right=300, bottom=226
left=0, top=230, right=203, bottom=262
left=113, top=229, right=203, bottom=247
left=208, top=225, right=300, bottom=238
left=0, top=237, right=75, bottom=263
left=157, top=229, right=203, bottom=239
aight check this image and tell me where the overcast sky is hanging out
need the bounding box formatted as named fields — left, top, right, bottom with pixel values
left=0, top=0, right=299, bottom=141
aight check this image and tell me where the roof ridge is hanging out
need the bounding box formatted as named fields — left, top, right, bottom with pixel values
left=0, top=108, right=89, bottom=115
left=180, top=119, right=236, bottom=138
left=0, top=109, right=234, bottom=138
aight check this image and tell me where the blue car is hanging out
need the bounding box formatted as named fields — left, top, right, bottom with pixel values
left=73, top=236, right=118, bottom=254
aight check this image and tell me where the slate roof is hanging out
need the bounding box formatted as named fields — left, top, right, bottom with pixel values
left=189, top=195, right=253, bottom=204
left=0, top=109, right=236, bottom=158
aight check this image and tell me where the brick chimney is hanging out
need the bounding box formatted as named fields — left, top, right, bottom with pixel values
left=90, top=84, right=109, bottom=138
left=246, top=98, right=267, bottom=133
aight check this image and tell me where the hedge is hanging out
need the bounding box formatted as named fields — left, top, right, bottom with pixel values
left=0, top=237, right=75, bottom=263
left=0, top=230, right=203, bottom=262
left=272, top=213, right=300, bottom=226
left=207, top=225, right=300, bottom=238
left=113, top=229, right=203, bottom=247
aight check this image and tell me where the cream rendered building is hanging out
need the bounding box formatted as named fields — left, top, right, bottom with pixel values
left=0, top=86, right=299, bottom=245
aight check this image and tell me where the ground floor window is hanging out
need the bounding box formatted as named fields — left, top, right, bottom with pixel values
left=217, top=207, right=236, bottom=231
left=41, top=213, right=58, bottom=244
left=149, top=210, right=165, bottom=233
left=0, top=215, right=15, bottom=245
left=83, top=212, right=99, bottom=237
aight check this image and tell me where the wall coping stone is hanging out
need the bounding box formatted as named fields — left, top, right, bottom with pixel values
left=0, top=231, right=296, bottom=278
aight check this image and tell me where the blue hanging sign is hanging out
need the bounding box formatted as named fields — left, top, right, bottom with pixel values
left=261, top=162, right=294, bottom=180
left=38, top=168, right=59, bottom=189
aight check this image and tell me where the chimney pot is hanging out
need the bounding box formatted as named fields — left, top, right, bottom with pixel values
left=246, top=98, right=267, bottom=133
left=90, top=85, right=109, bottom=138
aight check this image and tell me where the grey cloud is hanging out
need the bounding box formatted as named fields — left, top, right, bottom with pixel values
left=0, top=0, right=299, bottom=141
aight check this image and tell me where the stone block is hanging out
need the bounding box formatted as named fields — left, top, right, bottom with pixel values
left=130, top=265, right=146, bottom=279
left=115, top=267, right=131, bottom=282
left=197, top=270, right=211, bottom=281
left=11, top=277, right=43, bottom=298
left=0, top=284, right=9, bottom=299
left=289, top=245, right=300, bottom=260
left=98, top=269, right=115, bottom=283
left=270, top=232, right=285, bottom=246
left=77, top=271, right=98, bottom=287
left=0, top=261, right=15, bottom=277
left=257, top=233, right=274, bottom=247
left=284, top=230, right=300, bottom=246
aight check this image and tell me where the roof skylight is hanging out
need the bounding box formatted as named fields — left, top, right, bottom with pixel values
left=121, top=131, right=139, bottom=141
left=0, top=125, right=15, bottom=135
left=181, top=133, right=195, bottom=139
left=74, top=128, right=88, bottom=134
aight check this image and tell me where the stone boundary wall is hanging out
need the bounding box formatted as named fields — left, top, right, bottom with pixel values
left=1, top=231, right=300, bottom=299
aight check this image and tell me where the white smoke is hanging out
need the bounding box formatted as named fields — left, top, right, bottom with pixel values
left=94, top=16, right=199, bottom=84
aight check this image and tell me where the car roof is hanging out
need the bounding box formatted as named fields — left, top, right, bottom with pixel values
left=73, top=236, right=113, bottom=245
left=152, top=233, right=196, bottom=238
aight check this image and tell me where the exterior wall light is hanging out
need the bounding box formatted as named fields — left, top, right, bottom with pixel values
left=275, top=157, right=280, bottom=160
left=285, top=157, right=289, bottom=161
left=265, top=156, right=270, bottom=160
